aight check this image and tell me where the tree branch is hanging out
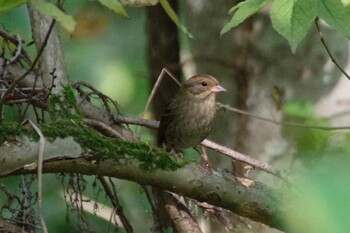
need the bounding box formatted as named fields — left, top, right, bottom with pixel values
left=113, top=115, right=280, bottom=176
left=0, top=131, right=285, bottom=231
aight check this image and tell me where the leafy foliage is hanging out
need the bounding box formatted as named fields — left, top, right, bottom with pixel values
left=222, top=0, right=350, bottom=52
left=270, top=0, right=318, bottom=52
left=318, top=0, right=350, bottom=39
left=3, top=0, right=128, bottom=33
left=0, top=0, right=28, bottom=13
left=220, top=0, right=272, bottom=35
left=98, top=0, right=129, bottom=18
left=34, top=0, right=76, bottom=33
left=159, top=0, right=193, bottom=38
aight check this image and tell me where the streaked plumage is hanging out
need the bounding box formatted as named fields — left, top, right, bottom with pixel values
left=157, top=74, right=226, bottom=150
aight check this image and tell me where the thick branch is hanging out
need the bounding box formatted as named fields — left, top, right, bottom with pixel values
left=0, top=134, right=285, bottom=231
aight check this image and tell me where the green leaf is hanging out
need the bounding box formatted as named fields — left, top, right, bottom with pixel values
left=221, top=0, right=271, bottom=35
left=34, top=0, right=76, bottom=33
left=98, top=0, right=129, bottom=18
left=159, top=0, right=193, bottom=39
left=0, top=0, right=28, bottom=13
left=319, top=0, right=350, bottom=38
left=271, top=0, right=318, bottom=53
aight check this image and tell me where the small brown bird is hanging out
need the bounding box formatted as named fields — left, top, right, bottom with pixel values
left=157, top=74, right=226, bottom=150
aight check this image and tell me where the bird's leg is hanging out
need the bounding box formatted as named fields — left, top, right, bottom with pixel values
left=169, top=148, right=184, bottom=162
left=195, top=145, right=212, bottom=171
left=162, top=143, right=183, bottom=162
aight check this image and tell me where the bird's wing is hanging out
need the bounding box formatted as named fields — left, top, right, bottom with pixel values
left=157, top=97, right=177, bottom=147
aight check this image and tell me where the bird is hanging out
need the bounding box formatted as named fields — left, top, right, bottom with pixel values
left=157, top=74, right=226, bottom=152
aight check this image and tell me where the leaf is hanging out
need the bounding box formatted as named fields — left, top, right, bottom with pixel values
left=159, top=0, right=193, bottom=39
left=0, top=0, right=28, bottom=13
left=98, top=0, right=129, bottom=18
left=318, top=0, right=350, bottom=38
left=34, top=0, right=76, bottom=33
left=221, top=0, right=271, bottom=35
left=271, top=0, right=318, bottom=53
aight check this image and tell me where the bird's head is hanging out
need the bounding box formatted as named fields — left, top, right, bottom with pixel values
left=182, top=74, right=226, bottom=99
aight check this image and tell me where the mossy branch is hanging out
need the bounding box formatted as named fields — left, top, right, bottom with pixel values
left=0, top=121, right=285, bottom=231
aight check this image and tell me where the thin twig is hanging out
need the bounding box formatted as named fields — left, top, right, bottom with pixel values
left=83, top=118, right=125, bottom=139
left=113, top=115, right=280, bottom=176
left=143, top=68, right=181, bottom=117
left=97, top=176, right=133, bottom=233
left=201, top=139, right=279, bottom=176
left=0, top=87, right=43, bottom=92
left=27, top=120, right=48, bottom=233
left=139, top=68, right=181, bottom=135
left=20, top=175, right=30, bottom=230
left=6, top=34, right=23, bottom=65
left=0, top=29, right=32, bottom=65
left=72, top=81, right=115, bottom=115
left=217, top=103, right=350, bottom=131
left=114, top=115, right=159, bottom=128
left=0, top=19, right=56, bottom=109
left=315, top=18, right=350, bottom=80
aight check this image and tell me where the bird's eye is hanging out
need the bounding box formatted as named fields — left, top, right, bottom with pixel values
left=201, top=81, right=207, bottom=86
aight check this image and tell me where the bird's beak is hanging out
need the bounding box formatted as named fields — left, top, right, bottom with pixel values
left=210, top=85, right=226, bottom=93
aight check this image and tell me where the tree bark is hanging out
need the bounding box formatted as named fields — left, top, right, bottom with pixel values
left=0, top=131, right=285, bottom=231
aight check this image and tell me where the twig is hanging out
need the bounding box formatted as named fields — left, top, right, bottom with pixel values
left=72, top=81, right=116, bottom=115
left=113, top=115, right=280, bottom=176
left=97, top=176, right=133, bottom=233
left=114, top=115, right=159, bottom=128
left=27, top=120, right=48, bottom=233
left=143, top=68, right=181, bottom=115
left=0, top=19, right=55, bottom=109
left=20, top=73, right=43, bottom=124
left=6, top=34, right=23, bottom=65
left=217, top=103, right=350, bottom=131
left=315, top=18, right=350, bottom=80
left=20, top=175, right=31, bottom=230
left=0, top=87, right=43, bottom=92
left=0, top=183, right=16, bottom=200
left=139, top=68, right=180, bottom=135
left=201, top=139, right=279, bottom=176
left=83, top=118, right=125, bottom=139
left=0, top=29, right=32, bottom=65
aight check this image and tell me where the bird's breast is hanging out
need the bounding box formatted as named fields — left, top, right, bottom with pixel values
left=165, top=94, right=216, bottom=149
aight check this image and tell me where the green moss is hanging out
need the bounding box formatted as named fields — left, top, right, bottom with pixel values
left=0, top=121, right=182, bottom=171
left=48, top=85, right=82, bottom=121
left=0, top=123, right=35, bottom=142
left=1, top=84, right=182, bottom=171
